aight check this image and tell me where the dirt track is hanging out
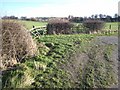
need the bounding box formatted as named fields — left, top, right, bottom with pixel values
left=62, top=36, right=119, bottom=88
left=95, top=36, right=118, bottom=45
left=95, top=36, right=118, bottom=88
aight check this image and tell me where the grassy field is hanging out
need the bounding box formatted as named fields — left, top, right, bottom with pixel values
left=104, top=22, right=118, bottom=31
left=21, top=20, right=118, bottom=31
left=2, top=34, right=94, bottom=88
left=20, top=20, right=47, bottom=29
left=74, top=22, right=118, bottom=31
left=2, top=20, right=118, bottom=88
left=2, top=34, right=117, bottom=88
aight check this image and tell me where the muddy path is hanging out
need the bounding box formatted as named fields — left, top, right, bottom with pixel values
left=94, top=36, right=118, bottom=88
left=61, top=36, right=118, bottom=88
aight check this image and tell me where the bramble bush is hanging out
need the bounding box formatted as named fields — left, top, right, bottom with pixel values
left=83, top=20, right=105, bottom=34
left=1, top=20, right=38, bottom=69
left=46, top=18, right=73, bottom=34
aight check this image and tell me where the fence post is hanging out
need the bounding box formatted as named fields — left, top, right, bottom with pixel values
left=109, top=24, right=111, bottom=29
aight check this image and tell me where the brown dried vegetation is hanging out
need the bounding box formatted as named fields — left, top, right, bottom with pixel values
left=0, top=20, right=38, bottom=69
left=47, top=18, right=73, bottom=34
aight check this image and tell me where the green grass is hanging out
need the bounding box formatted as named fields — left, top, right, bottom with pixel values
left=1, top=20, right=118, bottom=88
left=20, top=20, right=118, bottom=31
left=20, top=20, right=47, bottom=29
left=2, top=34, right=95, bottom=88
left=79, top=45, right=117, bottom=88
left=2, top=34, right=117, bottom=88
left=1, top=19, right=48, bottom=30
left=73, top=22, right=118, bottom=31
left=104, top=22, right=118, bottom=31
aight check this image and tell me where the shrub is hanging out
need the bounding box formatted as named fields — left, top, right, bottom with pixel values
left=46, top=18, right=73, bottom=34
left=0, top=20, right=38, bottom=69
left=83, top=20, right=105, bottom=34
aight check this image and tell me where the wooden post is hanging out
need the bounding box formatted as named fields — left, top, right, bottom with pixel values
left=109, top=25, right=111, bottom=29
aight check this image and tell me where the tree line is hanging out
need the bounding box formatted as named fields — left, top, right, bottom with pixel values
left=2, top=13, right=119, bottom=22
left=68, top=14, right=119, bottom=23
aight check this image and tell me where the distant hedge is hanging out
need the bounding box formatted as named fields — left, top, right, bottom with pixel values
left=83, top=20, right=105, bottom=34
left=46, top=19, right=73, bottom=34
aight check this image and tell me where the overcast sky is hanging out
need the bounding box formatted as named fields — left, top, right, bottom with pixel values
left=0, top=0, right=119, bottom=18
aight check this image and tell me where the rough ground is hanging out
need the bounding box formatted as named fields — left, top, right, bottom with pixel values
left=62, top=36, right=119, bottom=88
left=95, top=36, right=118, bottom=88
left=1, top=36, right=119, bottom=89
left=95, top=36, right=118, bottom=45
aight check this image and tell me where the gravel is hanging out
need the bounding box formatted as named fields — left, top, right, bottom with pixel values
left=94, top=36, right=118, bottom=45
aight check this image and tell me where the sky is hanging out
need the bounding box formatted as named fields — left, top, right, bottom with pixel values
left=0, top=0, right=119, bottom=18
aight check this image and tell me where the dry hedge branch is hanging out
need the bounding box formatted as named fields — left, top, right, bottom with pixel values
left=47, top=18, right=73, bottom=34
left=0, top=20, right=38, bottom=69
left=83, top=20, right=105, bottom=34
